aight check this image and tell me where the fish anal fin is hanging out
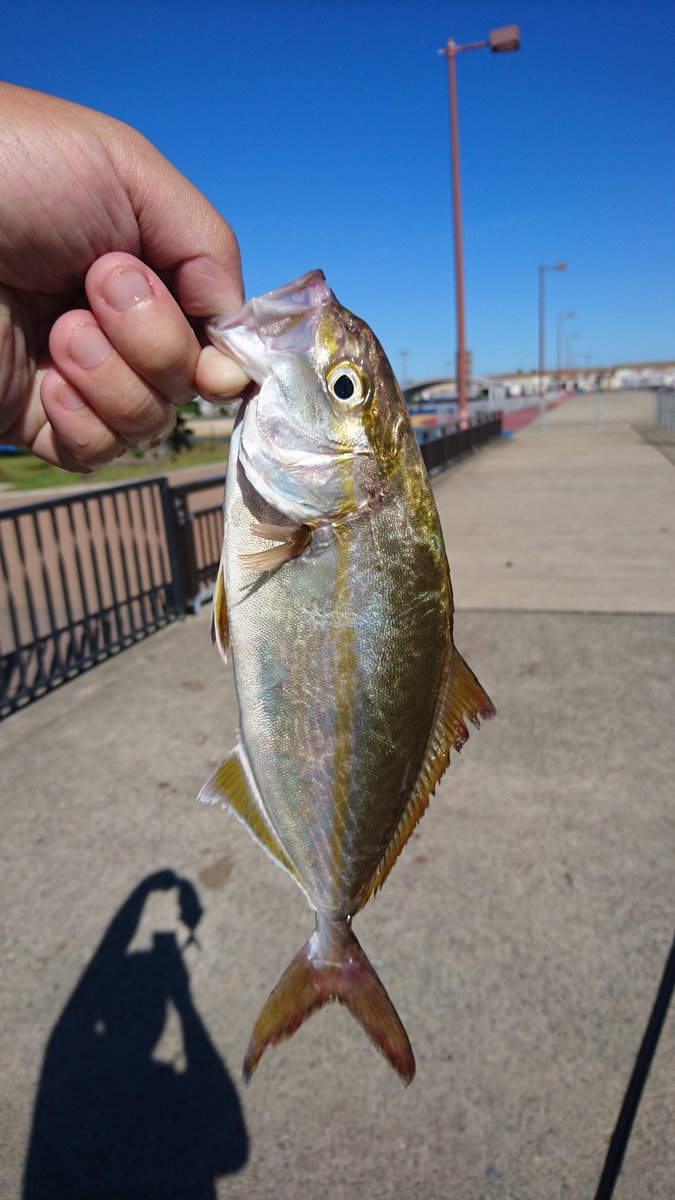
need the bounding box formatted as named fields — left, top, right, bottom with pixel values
left=198, top=745, right=304, bottom=892
left=354, top=648, right=496, bottom=912
left=243, top=916, right=414, bottom=1086
left=210, top=558, right=229, bottom=662
left=240, top=521, right=313, bottom=571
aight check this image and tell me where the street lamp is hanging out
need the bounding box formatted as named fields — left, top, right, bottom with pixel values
left=557, top=310, right=575, bottom=391
left=538, top=262, right=567, bottom=425
left=440, top=24, right=521, bottom=430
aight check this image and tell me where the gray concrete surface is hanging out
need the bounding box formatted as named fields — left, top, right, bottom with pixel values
left=1, top=392, right=673, bottom=1199
left=442, top=390, right=675, bottom=614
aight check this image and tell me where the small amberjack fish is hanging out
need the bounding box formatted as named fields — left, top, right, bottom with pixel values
left=200, top=271, right=495, bottom=1085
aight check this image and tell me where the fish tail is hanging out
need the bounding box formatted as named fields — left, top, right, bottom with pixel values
left=243, top=915, right=415, bottom=1085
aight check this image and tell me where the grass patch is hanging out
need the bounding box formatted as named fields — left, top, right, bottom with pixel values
left=0, top=441, right=229, bottom=492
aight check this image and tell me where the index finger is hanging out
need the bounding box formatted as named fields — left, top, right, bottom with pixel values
left=85, top=252, right=201, bottom=405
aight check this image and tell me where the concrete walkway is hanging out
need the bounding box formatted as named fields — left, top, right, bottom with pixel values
left=439, top=390, right=675, bottom=614
left=2, top=392, right=673, bottom=1199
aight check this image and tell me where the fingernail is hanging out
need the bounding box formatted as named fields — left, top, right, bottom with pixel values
left=58, top=380, right=86, bottom=410
left=102, top=268, right=152, bottom=311
left=69, top=324, right=113, bottom=369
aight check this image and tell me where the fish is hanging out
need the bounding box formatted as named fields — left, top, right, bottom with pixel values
left=199, top=270, right=495, bottom=1085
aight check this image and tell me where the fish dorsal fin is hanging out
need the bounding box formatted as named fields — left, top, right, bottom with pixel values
left=211, top=557, right=229, bottom=662
left=353, top=649, right=496, bottom=913
left=198, top=743, right=307, bottom=897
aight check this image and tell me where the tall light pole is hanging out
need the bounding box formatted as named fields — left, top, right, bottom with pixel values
left=538, top=262, right=567, bottom=425
left=400, top=349, right=409, bottom=387
left=440, top=23, right=521, bottom=430
left=566, top=331, right=580, bottom=370
left=557, top=309, right=575, bottom=391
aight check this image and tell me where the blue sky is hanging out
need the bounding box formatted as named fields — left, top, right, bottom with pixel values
left=3, top=0, right=674, bottom=380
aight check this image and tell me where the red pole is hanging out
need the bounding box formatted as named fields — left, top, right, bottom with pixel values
left=447, top=41, right=469, bottom=431
left=539, top=265, right=546, bottom=425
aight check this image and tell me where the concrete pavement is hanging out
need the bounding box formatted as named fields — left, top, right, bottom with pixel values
left=440, top=390, right=675, bottom=614
left=1, top=391, right=673, bottom=1199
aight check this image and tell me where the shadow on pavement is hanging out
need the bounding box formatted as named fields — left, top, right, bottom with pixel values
left=594, top=933, right=675, bottom=1200
left=22, top=870, right=248, bottom=1200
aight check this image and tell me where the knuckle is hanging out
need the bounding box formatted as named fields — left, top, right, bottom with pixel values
left=108, top=326, right=197, bottom=407
left=60, top=423, right=124, bottom=469
left=113, top=385, right=175, bottom=445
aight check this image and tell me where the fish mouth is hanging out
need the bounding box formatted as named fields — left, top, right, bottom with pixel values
left=207, top=270, right=334, bottom=382
left=244, top=269, right=330, bottom=317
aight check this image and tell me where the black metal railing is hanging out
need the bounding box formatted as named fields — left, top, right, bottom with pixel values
left=168, top=478, right=225, bottom=615
left=0, top=477, right=180, bottom=718
left=0, top=411, right=502, bottom=718
left=416, top=411, right=502, bottom=474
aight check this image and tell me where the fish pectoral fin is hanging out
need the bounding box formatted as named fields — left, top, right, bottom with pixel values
left=239, top=521, right=313, bottom=571
left=243, top=918, right=415, bottom=1086
left=198, top=743, right=304, bottom=892
left=210, top=556, right=229, bottom=663
left=354, top=648, right=496, bottom=912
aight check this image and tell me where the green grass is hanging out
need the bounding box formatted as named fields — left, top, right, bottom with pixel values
left=0, top=441, right=229, bottom=492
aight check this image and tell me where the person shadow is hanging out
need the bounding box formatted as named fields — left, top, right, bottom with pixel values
left=22, top=870, right=249, bottom=1200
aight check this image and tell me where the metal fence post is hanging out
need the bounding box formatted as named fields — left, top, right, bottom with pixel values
left=159, top=480, right=190, bottom=615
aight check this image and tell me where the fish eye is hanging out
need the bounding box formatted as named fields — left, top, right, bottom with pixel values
left=326, top=363, right=369, bottom=409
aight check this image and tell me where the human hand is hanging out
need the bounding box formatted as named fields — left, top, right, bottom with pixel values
left=0, top=83, right=250, bottom=472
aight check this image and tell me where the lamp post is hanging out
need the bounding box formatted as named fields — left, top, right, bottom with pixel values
left=538, top=262, right=567, bottom=426
left=566, top=331, right=580, bottom=371
left=400, top=349, right=409, bottom=387
left=557, top=310, right=575, bottom=393
left=440, top=23, right=520, bottom=430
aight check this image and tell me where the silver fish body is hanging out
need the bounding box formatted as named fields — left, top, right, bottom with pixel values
left=200, top=271, right=494, bottom=1083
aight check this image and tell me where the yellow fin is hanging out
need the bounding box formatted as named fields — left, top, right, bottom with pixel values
left=353, top=649, right=496, bottom=912
left=198, top=744, right=305, bottom=893
left=243, top=915, right=415, bottom=1086
left=210, top=557, right=229, bottom=663
left=240, top=521, right=313, bottom=571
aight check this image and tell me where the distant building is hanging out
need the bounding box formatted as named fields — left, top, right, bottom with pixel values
left=488, top=360, right=675, bottom=395
left=401, top=360, right=673, bottom=422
